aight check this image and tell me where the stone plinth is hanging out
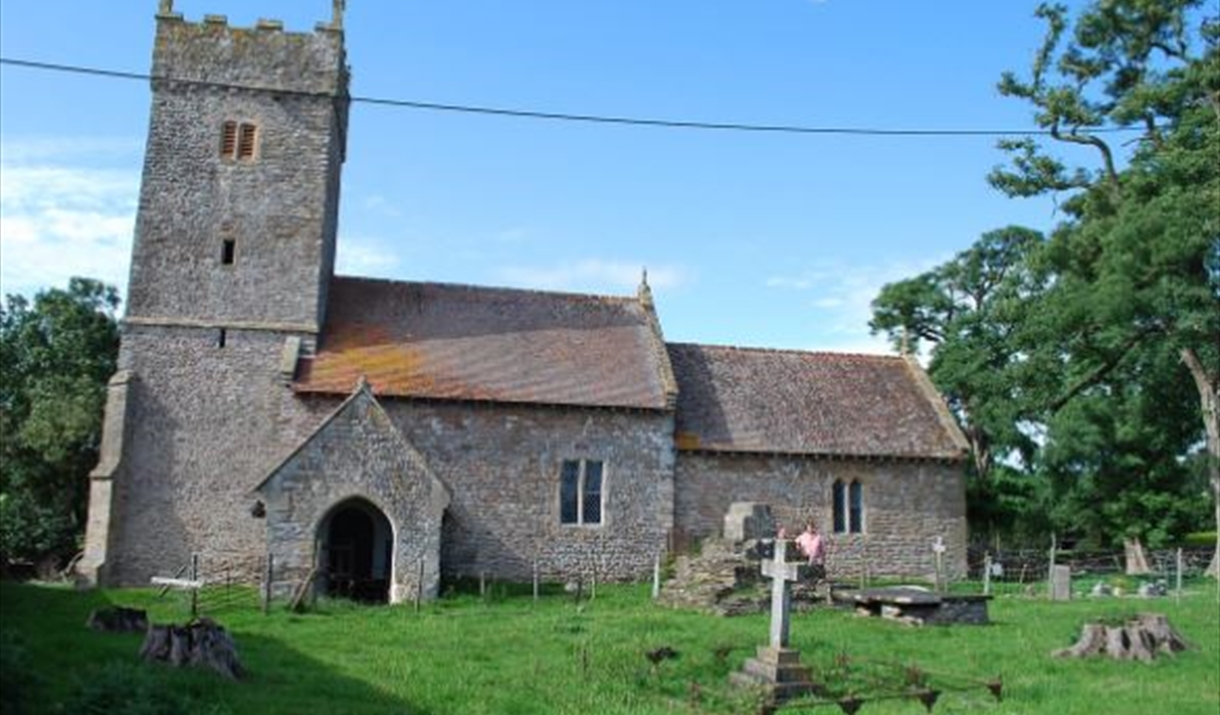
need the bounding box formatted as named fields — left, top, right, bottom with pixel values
left=730, top=647, right=819, bottom=703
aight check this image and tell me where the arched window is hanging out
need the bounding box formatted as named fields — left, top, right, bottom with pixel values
left=832, top=479, right=864, bottom=534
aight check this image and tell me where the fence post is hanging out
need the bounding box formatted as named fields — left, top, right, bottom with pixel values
left=1047, top=533, right=1058, bottom=600
left=190, top=553, right=200, bottom=618
left=1175, top=547, right=1183, bottom=606
left=983, top=552, right=992, bottom=596
left=651, top=553, right=661, bottom=600
left=262, top=553, right=273, bottom=616
left=415, top=558, right=424, bottom=613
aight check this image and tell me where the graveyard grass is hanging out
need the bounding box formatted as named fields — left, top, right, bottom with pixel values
left=2, top=579, right=1217, bottom=714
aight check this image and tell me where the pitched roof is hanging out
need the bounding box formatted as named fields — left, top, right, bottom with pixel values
left=294, top=277, right=675, bottom=410
left=667, top=343, right=969, bottom=460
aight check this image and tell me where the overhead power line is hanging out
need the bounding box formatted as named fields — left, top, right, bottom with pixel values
left=0, top=56, right=1148, bottom=138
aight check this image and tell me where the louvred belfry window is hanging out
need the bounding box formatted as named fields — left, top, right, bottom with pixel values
left=221, top=121, right=258, bottom=161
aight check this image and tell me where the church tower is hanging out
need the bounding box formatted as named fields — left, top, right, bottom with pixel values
left=126, top=0, right=349, bottom=332
left=81, top=2, right=350, bottom=586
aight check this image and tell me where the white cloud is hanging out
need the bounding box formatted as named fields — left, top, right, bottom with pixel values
left=496, top=259, right=685, bottom=294
left=0, top=147, right=140, bottom=299
left=769, top=256, right=948, bottom=355
left=360, top=194, right=402, bottom=217
left=335, top=235, right=401, bottom=277
left=0, top=137, right=143, bottom=165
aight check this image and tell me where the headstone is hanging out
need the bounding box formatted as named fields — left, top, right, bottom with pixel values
left=1138, top=581, right=1167, bottom=598
left=1051, top=565, right=1071, bottom=601
left=730, top=540, right=818, bottom=704
left=723, top=502, right=776, bottom=542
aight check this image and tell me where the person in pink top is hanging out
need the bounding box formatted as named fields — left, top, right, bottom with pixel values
left=795, top=521, right=827, bottom=584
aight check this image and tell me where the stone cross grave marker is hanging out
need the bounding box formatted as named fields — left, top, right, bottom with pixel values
left=761, top=539, right=802, bottom=648
left=731, top=538, right=817, bottom=703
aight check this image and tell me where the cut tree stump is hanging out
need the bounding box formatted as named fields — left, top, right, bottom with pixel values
left=1052, top=613, right=1191, bottom=661
left=139, top=617, right=245, bottom=680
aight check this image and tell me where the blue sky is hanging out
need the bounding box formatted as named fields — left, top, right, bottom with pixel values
left=0, top=0, right=1099, bottom=354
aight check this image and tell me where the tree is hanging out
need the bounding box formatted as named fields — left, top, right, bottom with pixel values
left=0, top=278, right=120, bottom=569
left=871, top=226, right=1050, bottom=543
left=990, top=0, right=1219, bottom=572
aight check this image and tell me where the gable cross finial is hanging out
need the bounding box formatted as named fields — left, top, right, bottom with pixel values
left=638, top=267, right=654, bottom=309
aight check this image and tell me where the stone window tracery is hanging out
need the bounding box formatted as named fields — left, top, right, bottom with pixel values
left=560, top=459, right=603, bottom=526
left=832, top=478, right=864, bottom=534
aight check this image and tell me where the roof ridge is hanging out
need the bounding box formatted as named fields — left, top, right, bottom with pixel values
left=667, top=341, right=899, bottom=360
left=332, top=274, right=637, bottom=304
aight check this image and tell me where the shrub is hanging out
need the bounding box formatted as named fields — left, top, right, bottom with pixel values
left=1182, top=531, right=1217, bottom=548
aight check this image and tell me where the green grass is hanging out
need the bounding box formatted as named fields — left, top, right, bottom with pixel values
left=2, top=579, right=1217, bottom=714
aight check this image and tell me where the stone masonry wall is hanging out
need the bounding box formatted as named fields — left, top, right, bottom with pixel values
left=102, top=324, right=334, bottom=586
left=259, top=389, right=448, bottom=603
left=126, top=15, right=346, bottom=330
left=385, top=402, right=676, bottom=583
left=674, top=453, right=967, bottom=580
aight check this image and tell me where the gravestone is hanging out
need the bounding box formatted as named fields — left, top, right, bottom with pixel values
left=730, top=540, right=818, bottom=704
left=724, top=502, right=776, bottom=542
left=1051, top=565, right=1071, bottom=601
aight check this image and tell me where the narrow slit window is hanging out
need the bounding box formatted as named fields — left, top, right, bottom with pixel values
left=217, top=328, right=227, bottom=348
left=221, top=239, right=236, bottom=265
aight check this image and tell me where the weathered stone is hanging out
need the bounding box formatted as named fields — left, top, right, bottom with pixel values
left=1051, top=565, right=1072, bottom=602
left=724, top=502, right=776, bottom=542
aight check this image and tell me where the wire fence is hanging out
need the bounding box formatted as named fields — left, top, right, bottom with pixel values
left=957, top=545, right=1214, bottom=597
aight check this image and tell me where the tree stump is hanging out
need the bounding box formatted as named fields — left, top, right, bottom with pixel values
left=1052, top=613, right=1190, bottom=661
left=139, top=618, right=245, bottom=680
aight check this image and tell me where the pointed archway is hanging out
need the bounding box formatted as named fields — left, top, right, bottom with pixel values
left=318, top=497, right=393, bottom=603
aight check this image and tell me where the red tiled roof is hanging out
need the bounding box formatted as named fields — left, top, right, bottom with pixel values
left=667, top=343, right=969, bottom=459
left=294, top=277, right=674, bottom=410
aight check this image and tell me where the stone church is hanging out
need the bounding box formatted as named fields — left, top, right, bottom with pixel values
left=80, top=2, right=970, bottom=603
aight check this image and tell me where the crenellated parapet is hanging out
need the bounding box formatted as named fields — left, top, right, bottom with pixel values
left=151, top=3, right=348, bottom=98
left=155, top=1, right=344, bottom=31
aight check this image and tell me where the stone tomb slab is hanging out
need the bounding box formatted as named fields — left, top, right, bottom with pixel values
left=848, top=587, right=992, bottom=626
